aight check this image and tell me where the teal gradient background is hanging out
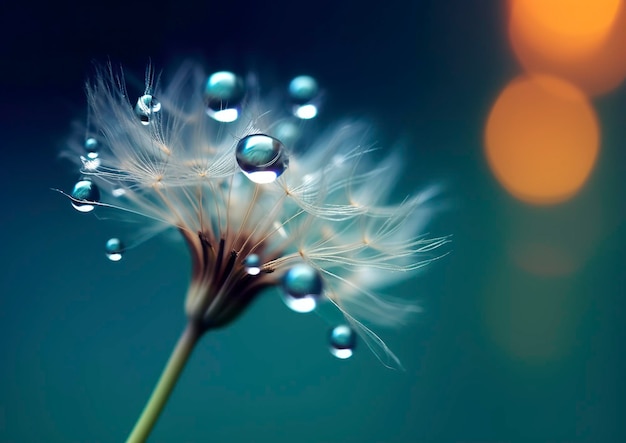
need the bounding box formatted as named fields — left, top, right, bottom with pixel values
left=1, top=0, right=625, bottom=442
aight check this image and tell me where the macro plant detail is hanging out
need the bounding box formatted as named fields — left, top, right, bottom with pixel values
left=60, top=62, right=448, bottom=442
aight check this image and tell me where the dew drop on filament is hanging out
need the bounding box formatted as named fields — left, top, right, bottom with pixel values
left=105, top=237, right=124, bottom=262
left=70, top=179, right=100, bottom=213
left=281, top=264, right=323, bottom=313
left=243, top=254, right=261, bottom=275
left=135, top=94, right=161, bottom=125
left=235, top=134, right=289, bottom=184
left=329, top=325, right=356, bottom=359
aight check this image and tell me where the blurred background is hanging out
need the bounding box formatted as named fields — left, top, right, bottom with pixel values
left=1, top=0, right=625, bottom=441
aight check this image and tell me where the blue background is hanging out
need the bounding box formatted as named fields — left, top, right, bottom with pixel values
left=1, top=0, right=625, bottom=441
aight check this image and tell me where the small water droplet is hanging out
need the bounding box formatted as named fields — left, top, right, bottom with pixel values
left=204, top=71, right=245, bottom=123
left=243, top=254, right=261, bottom=275
left=236, top=134, right=289, bottom=184
left=289, top=75, right=319, bottom=119
left=329, top=325, right=356, bottom=359
left=70, top=179, right=100, bottom=212
left=281, top=264, right=323, bottom=313
left=84, top=137, right=99, bottom=159
left=105, top=237, right=124, bottom=262
left=135, top=94, right=161, bottom=125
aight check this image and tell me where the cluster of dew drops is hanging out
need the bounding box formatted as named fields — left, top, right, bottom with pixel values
left=68, top=70, right=356, bottom=361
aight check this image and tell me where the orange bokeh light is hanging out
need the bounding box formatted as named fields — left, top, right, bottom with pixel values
left=485, top=75, right=599, bottom=205
left=509, top=0, right=626, bottom=95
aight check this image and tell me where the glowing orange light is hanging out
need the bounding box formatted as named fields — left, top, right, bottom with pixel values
left=509, top=0, right=626, bottom=95
left=485, top=75, right=599, bottom=205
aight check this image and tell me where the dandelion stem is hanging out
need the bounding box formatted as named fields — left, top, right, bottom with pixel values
left=126, top=322, right=201, bottom=443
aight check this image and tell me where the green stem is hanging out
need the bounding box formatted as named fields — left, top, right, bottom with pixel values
left=126, top=322, right=201, bottom=443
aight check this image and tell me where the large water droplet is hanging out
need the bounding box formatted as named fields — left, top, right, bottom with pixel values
left=204, top=71, right=245, bottom=123
left=329, top=325, right=356, bottom=359
left=281, top=264, right=323, bottom=313
left=105, top=237, right=124, bottom=262
left=70, top=179, right=100, bottom=212
left=289, top=75, right=319, bottom=119
left=243, top=254, right=261, bottom=275
left=236, top=134, right=289, bottom=184
left=135, top=94, right=161, bottom=125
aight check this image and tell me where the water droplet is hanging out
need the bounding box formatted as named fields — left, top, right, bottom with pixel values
left=289, top=75, right=318, bottom=103
left=70, top=179, right=100, bottom=212
left=84, top=137, right=99, bottom=159
left=135, top=94, right=161, bottom=125
left=243, top=254, right=261, bottom=275
left=204, top=71, right=245, bottom=123
left=236, top=134, right=289, bottom=184
left=281, top=264, right=323, bottom=313
left=289, top=75, right=319, bottom=119
left=329, top=325, right=356, bottom=359
left=105, top=237, right=124, bottom=262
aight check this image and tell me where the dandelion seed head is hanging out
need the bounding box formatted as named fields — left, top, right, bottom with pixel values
left=61, top=61, right=448, bottom=369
